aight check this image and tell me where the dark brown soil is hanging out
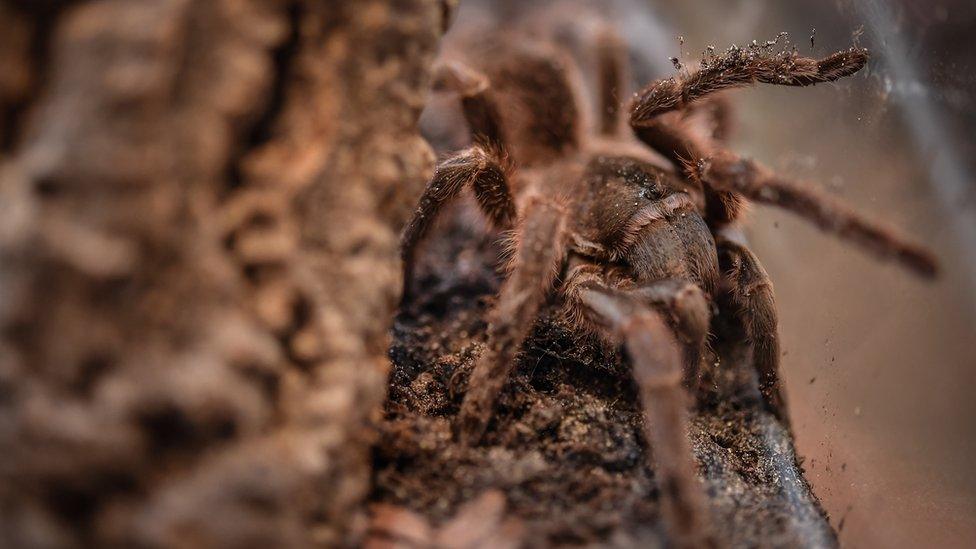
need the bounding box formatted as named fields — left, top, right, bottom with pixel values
left=369, top=208, right=838, bottom=548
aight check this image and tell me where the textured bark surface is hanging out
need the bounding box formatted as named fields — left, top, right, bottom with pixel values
left=0, top=1, right=445, bottom=547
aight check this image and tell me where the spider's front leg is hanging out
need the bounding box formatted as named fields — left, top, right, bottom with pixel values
left=457, top=196, right=569, bottom=443
left=629, top=45, right=868, bottom=125
left=627, top=43, right=868, bottom=227
left=400, top=145, right=516, bottom=302
left=624, top=39, right=937, bottom=277
left=566, top=274, right=714, bottom=548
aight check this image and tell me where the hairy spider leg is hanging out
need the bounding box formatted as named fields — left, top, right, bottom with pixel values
left=400, top=146, right=516, bottom=301
left=629, top=46, right=866, bottom=227
left=569, top=276, right=714, bottom=549
left=715, top=237, right=788, bottom=424
left=627, top=278, right=712, bottom=389
left=628, top=44, right=866, bottom=221
left=433, top=60, right=507, bottom=148
left=630, top=47, right=868, bottom=125
left=457, top=196, right=568, bottom=443
left=699, top=152, right=937, bottom=277
left=624, top=42, right=936, bottom=276
left=401, top=62, right=522, bottom=301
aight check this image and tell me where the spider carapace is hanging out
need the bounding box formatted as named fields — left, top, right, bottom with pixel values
left=400, top=22, right=936, bottom=548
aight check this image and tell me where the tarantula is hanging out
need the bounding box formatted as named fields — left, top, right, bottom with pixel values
left=400, top=26, right=936, bottom=547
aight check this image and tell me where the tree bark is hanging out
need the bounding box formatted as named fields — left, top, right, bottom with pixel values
left=0, top=1, right=445, bottom=546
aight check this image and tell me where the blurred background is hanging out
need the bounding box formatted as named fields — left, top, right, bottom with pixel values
left=656, top=2, right=976, bottom=547
left=448, top=0, right=976, bottom=546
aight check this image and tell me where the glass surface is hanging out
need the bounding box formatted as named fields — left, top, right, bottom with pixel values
left=455, top=1, right=976, bottom=546
left=651, top=3, right=976, bottom=547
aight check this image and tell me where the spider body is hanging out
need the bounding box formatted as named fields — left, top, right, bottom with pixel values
left=571, top=153, right=718, bottom=291
left=439, top=35, right=722, bottom=298
left=401, top=26, right=936, bottom=548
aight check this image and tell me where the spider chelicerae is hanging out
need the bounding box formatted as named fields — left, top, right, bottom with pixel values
left=400, top=23, right=936, bottom=547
